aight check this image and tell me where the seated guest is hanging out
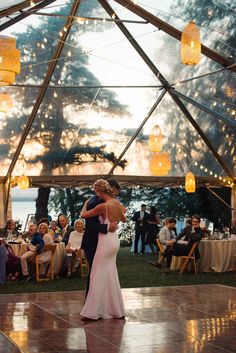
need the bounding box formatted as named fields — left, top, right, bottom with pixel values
left=20, top=224, right=44, bottom=281
left=0, top=240, right=8, bottom=284
left=65, top=219, right=85, bottom=278
left=0, top=219, right=18, bottom=241
left=38, top=218, right=54, bottom=237
left=149, top=217, right=176, bottom=268
left=50, top=220, right=62, bottom=242
left=6, top=246, right=21, bottom=282
left=152, top=215, right=203, bottom=271
left=36, top=223, right=54, bottom=265
left=58, top=214, right=74, bottom=246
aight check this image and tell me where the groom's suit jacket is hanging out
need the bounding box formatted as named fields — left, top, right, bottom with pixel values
left=81, top=195, right=108, bottom=268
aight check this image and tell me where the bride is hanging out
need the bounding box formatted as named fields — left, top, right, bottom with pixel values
left=80, top=179, right=126, bottom=320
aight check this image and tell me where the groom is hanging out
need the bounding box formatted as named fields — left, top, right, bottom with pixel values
left=81, top=178, right=121, bottom=294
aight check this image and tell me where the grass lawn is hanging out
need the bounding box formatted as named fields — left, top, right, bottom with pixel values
left=0, top=247, right=235, bottom=295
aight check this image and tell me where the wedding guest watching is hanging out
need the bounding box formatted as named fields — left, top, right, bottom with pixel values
left=65, top=219, right=85, bottom=278
left=149, top=217, right=176, bottom=268
left=146, top=206, right=160, bottom=254
left=0, top=219, right=18, bottom=241
left=36, top=222, right=54, bottom=265
left=151, top=216, right=203, bottom=272
left=50, top=220, right=62, bottom=241
left=132, top=204, right=150, bottom=255
left=58, top=214, right=74, bottom=246
left=20, top=224, right=44, bottom=282
left=0, top=241, right=8, bottom=284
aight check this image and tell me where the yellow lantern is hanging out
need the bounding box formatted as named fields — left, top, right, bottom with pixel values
left=149, top=152, right=171, bottom=176
left=224, top=83, right=235, bottom=99
left=149, top=125, right=163, bottom=152
left=0, top=92, right=13, bottom=112
left=0, top=35, right=21, bottom=85
left=185, top=172, right=196, bottom=193
left=181, top=22, right=201, bottom=65
left=17, top=175, right=30, bottom=190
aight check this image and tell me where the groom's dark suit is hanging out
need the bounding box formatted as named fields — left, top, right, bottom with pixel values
left=81, top=195, right=108, bottom=294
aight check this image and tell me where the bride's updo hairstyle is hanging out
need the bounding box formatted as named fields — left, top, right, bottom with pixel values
left=93, top=179, right=113, bottom=196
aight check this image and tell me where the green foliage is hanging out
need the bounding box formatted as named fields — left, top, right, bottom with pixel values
left=0, top=0, right=128, bottom=174
left=49, top=185, right=231, bottom=241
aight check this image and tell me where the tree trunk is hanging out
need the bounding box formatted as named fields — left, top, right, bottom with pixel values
left=35, top=187, right=51, bottom=224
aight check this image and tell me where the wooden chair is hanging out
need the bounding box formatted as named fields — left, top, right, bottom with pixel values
left=156, top=238, right=164, bottom=260
left=35, top=244, right=56, bottom=282
left=178, top=241, right=200, bottom=275
left=72, top=248, right=89, bottom=278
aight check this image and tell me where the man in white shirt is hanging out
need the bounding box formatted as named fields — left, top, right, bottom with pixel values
left=149, top=217, right=176, bottom=268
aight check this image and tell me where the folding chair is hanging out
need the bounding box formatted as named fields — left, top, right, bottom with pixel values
left=35, top=244, right=56, bottom=282
left=156, top=238, right=164, bottom=260
left=72, top=248, right=88, bottom=278
left=178, top=241, right=200, bottom=274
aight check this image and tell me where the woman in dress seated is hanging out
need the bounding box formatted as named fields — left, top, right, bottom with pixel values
left=80, top=179, right=126, bottom=320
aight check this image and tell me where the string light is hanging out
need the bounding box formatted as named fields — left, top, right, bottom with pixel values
left=174, top=143, right=233, bottom=186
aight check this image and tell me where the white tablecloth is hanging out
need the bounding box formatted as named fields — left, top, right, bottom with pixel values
left=199, top=239, right=236, bottom=272
left=171, top=239, right=236, bottom=273
left=8, top=242, right=65, bottom=275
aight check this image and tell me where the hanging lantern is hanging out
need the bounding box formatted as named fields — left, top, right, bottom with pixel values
left=224, top=83, right=235, bottom=99
left=149, top=125, right=163, bottom=152
left=149, top=152, right=171, bottom=176
left=0, top=92, right=13, bottom=112
left=0, top=35, right=21, bottom=85
left=185, top=172, right=196, bottom=193
left=17, top=175, right=30, bottom=190
left=181, top=22, right=201, bottom=65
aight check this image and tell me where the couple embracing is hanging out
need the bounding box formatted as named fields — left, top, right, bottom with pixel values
left=80, top=179, right=126, bottom=320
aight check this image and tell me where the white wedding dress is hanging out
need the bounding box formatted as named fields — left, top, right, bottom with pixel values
left=80, top=211, right=125, bottom=319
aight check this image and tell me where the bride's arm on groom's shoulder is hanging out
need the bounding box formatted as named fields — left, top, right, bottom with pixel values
left=81, top=203, right=104, bottom=219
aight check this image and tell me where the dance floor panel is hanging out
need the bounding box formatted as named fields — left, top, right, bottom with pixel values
left=0, top=284, right=235, bottom=353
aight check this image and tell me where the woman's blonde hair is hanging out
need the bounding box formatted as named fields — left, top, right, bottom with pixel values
left=38, top=222, right=49, bottom=233
left=93, top=179, right=113, bottom=196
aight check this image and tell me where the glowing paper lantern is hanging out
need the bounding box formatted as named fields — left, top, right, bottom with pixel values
left=185, top=172, right=196, bottom=193
left=0, top=92, right=13, bottom=112
left=0, top=35, right=20, bottom=85
left=181, top=22, right=201, bottom=65
left=224, top=83, right=235, bottom=99
left=17, top=175, right=30, bottom=190
left=150, top=152, right=171, bottom=176
left=149, top=125, right=163, bottom=152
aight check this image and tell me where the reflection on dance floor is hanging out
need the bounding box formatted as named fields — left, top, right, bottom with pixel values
left=0, top=284, right=235, bottom=352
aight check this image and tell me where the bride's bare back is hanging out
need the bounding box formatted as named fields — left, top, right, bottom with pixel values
left=105, top=199, right=126, bottom=223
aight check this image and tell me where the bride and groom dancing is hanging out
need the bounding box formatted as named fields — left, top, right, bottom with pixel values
left=80, top=178, right=126, bottom=320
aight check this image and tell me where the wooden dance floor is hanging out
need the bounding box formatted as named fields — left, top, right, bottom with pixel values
left=0, top=284, right=235, bottom=353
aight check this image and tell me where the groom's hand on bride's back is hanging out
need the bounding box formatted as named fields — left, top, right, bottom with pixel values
left=108, top=222, right=118, bottom=232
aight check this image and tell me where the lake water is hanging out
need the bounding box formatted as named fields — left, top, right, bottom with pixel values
left=12, top=200, right=57, bottom=231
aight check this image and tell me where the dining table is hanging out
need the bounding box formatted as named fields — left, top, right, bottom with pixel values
left=170, top=238, right=236, bottom=273
left=7, top=241, right=65, bottom=275
left=198, top=238, right=236, bottom=272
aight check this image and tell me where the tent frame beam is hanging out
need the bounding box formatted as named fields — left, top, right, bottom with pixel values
left=0, top=0, right=57, bottom=32
left=3, top=0, right=81, bottom=220
left=99, top=0, right=235, bottom=181
left=113, top=0, right=236, bottom=73
left=171, top=89, right=236, bottom=128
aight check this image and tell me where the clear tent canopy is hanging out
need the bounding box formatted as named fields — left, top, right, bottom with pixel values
left=0, top=0, right=235, bottom=188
